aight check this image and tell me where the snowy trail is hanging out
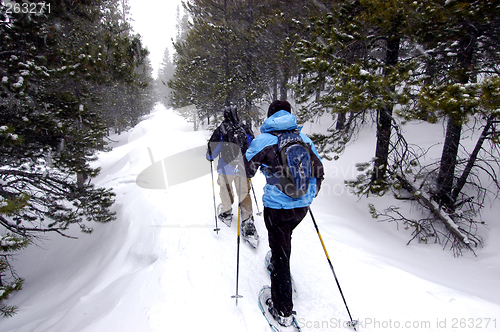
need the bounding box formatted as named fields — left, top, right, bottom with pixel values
left=1, top=104, right=500, bottom=332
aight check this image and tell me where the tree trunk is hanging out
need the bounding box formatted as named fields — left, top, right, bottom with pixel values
left=223, top=0, right=231, bottom=106
left=437, top=33, right=475, bottom=208
left=336, top=112, right=346, bottom=131
left=395, top=174, right=473, bottom=251
left=437, top=117, right=462, bottom=207
left=451, top=115, right=494, bottom=202
left=372, top=106, right=393, bottom=182
left=272, top=73, right=278, bottom=101
left=279, top=64, right=288, bottom=101
left=244, top=0, right=255, bottom=126
left=77, top=172, right=88, bottom=189
left=371, top=32, right=400, bottom=183
left=193, top=111, right=198, bottom=131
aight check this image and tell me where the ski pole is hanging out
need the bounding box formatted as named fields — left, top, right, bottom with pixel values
left=232, top=171, right=243, bottom=305
left=210, top=160, right=221, bottom=233
left=309, top=207, right=358, bottom=330
left=249, top=179, right=262, bottom=216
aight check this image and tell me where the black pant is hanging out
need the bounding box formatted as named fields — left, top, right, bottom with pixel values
left=264, top=206, right=309, bottom=316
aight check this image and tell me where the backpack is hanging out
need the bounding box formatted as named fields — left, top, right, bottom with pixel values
left=272, top=130, right=312, bottom=198
left=220, top=123, right=250, bottom=165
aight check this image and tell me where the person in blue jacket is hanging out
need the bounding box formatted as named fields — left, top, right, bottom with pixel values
left=245, top=100, right=324, bottom=327
left=206, top=106, right=258, bottom=242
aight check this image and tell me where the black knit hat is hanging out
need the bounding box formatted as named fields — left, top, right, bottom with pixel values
left=267, top=100, right=291, bottom=118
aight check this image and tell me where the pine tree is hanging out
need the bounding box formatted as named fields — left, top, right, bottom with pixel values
left=170, top=0, right=252, bottom=122
left=294, top=0, right=500, bottom=252
left=0, top=0, right=154, bottom=316
left=295, top=0, right=418, bottom=177
left=175, top=4, right=190, bottom=47
left=156, top=48, right=176, bottom=108
left=255, top=0, right=319, bottom=101
left=404, top=0, right=500, bottom=210
left=169, top=0, right=321, bottom=126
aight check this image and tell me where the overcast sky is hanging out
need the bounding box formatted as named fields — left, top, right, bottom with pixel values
left=128, top=0, right=183, bottom=78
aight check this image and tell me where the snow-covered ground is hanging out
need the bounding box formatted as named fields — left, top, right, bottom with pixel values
left=1, top=104, right=500, bottom=332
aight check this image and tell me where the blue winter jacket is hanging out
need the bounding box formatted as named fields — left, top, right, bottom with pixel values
left=245, top=110, right=324, bottom=209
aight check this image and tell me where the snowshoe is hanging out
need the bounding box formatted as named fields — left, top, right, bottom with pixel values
left=242, top=216, right=259, bottom=248
left=258, top=286, right=301, bottom=332
left=217, top=204, right=232, bottom=227
left=267, top=298, right=294, bottom=327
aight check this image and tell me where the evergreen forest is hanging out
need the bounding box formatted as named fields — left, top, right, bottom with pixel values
left=162, top=0, right=500, bottom=257
left=0, top=0, right=153, bottom=316
left=2, top=0, right=500, bottom=318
